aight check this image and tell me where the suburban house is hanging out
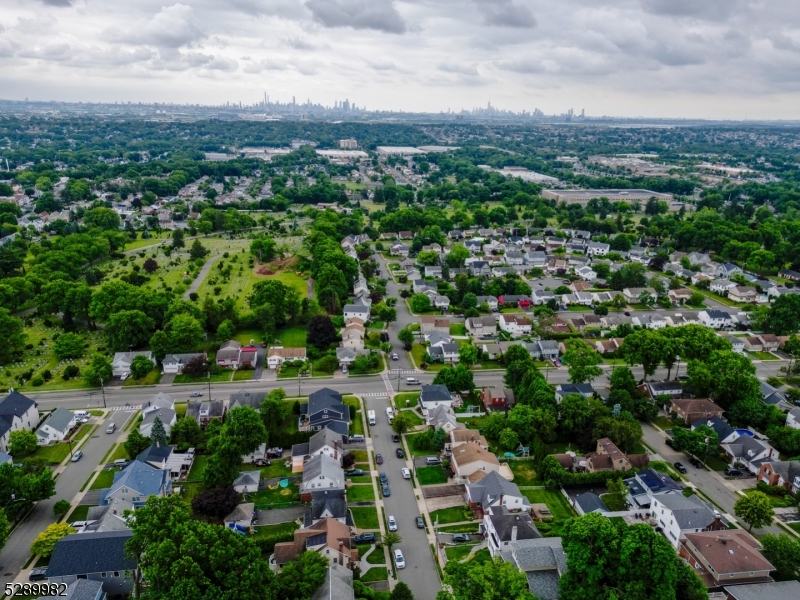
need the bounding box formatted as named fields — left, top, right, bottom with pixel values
left=652, top=494, right=726, bottom=548
left=622, top=287, right=655, bottom=303
left=233, top=471, right=261, bottom=494
left=760, top=381, right=791, bottom=410
left=139, top=405, right=176, bottom=438
left=554, top=383, right=594, bottom=402
left=38, top=580, right=105, bottom=600
left=224, top=502, right=255, bottom=532
left=336, top=347, right=365, bottom=367
left=481, top=387, right=515, bottom=412
left=161, top=352, right=205, bottom=374
left=699, top=309, right=734, bottom=329
left=300, top=454, right=345, bottom=500
left=722, top=436, right=778, bottom=474
left=426, top=330, right=453, bottom=347
left=624, top=468, right=683, bottom=509
left=111, top=351, right=154, bottom=377
left=640, top=380, right=686, bottom=399
left=340, top=324, right=365, bottom=350
left=35, top=407, right=75, bottom=445
left=728, top=286, right=758, bottom=303
left=476, top=295, right=499, bottom=310
left=216, top=341, right=242, bottom=368
left=724, top=582, right=800, bottom=600
left=451, top=444, right=501, bottom=481
left=98, top=460, right=171, bottom=524
left=758, top=334, right=781, bottom=352
left=584, top=438, right=649, bottom=473
left=668, top=288, right=694, bottom=304
left=756, top=460, right=800, bottom=494
left=499, top=314, right=532, bottom=335
left=574, top=492, right=609, bottom=515
left=0, top=391, right=39, bottom=453
left=419, top=384, right=454, bottom=411
left=575, top=266, right=597, bottom=281
left=135, top=444, right=194, bottom=482
left=271, top=517, right=357, bottom=573
left=428, top=343, right=460, bottom=363
left=586, top=241, right=610, bottom=256
left=267, top=347, right=308, bottom=370
left=229, top=390, right=266, bottom=411
left=466, top=316, right=497, bottom=337
left=484, top=507, right=541, bottom=557
left=303, top=490, right=350, bottom=528
left=420, top=316, right=450, bottom=334
left=716, top=262, right=743, bottom=279
left=311, top=564, right=355, bottom=600
left=291, top=427, right=343, bottom=472
left=679, top=530, right=774, bottom=588
left=527, top=340, right=559, bottom=361
left=186, top=399, right=225, bottom=427
left=498, top=294, right=532, bottom=308
left=45, top=531, right=137, bottom=595
left=669, top=398, right=724, bottom=424
left=691, top=417, right=740, bottom=445
left=426, top=405, right=461, bottom=433
left=464, top=470, right=530, bottom=519
left=710, top=279, right=737, bottom=295
left=343, top=304, right=370, bottom=322
left=299, top=388, right=350, bottom=438
left=390, top=243, right=409, bottom=256
left=787, top=408, right=800, bottom=430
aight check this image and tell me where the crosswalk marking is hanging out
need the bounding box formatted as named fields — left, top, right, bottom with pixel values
left=111, top=404, right=140, bottom=411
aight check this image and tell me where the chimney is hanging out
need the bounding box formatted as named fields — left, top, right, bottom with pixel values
left=511, top=526, right=518, bottom=542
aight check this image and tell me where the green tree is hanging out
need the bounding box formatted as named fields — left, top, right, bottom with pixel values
left=559, top=394, right=595, bottom=438
left=390, top=581, right=415, bottom=600
left=53, top=499, right=71, bottom=517
left=0, top=308, right=25, bottom=364
left=610, top=263, right=647, bottom=290
left=125, top=429, right=153, bottom=460
left=82, top=354, right=112, bottom=387
left=383, top=531, right=402, bottom=551
left=764, top=294, right=800, bottom=335
left=250, top=236, right=277, bottom=262
left=104, top=309, right=154, bottom=352
left=83, top=207, right=121, bottom=230
left=397, top=327, right=414, bottom=350
left=306, top=315, right=338, bottom=349
left=445, top=243, right=470, bottom=268
left=150, top=416, right=168, bottom=447
left=149, top=330, right=170, bottom=364
left=170, top=415, right=203, bottom=448
left=130, top=355, right=154, bottom=380
left=621, top=329, right=667, bottom=380
left=392, top=411, right=414, bottom=435
left=275, top=551, right=328, bottom=600
left=205, top=406, right=267, bottom=488
left=461, top=292, right=478, bottom=310
left=189, top=240, right=210, bottom=260
left=216, top=319, right=236, bottom=342
left=9, top=430, right=38, bottom=456
left=53, top=332, right=85, bottom=360
left=0, top=509, right=9, bottom=555
left=166, top=313, right=204, bottom=353
left=675, top=559, right=709, bottom=600
left=440, top=557, right=535, bottom=600
left=760, top=533, right=800, bottom=581
left=564, top=340, right=603, bottom=383
left=499, top=428, right=520, bottom=451
left=410, top=293, right=432, bottom=313
left=687, top=350, right=761, bottom=410
left=172, top=229, right=185, bottom=250
left=416, top=250, right=439, bottom=265
left=611, top=294, right=627, bottom=312
left=734, top=491, right=773, bottom=532
left=31, top=523, right=75, bottom=558
left=458, top=344, right=479, bottom=367
left=260, top=388, right=287, bottom=431
left=671, top=425, right=719, bottom=465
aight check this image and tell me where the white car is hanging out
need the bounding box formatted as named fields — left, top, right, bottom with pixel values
left=401, top=468, right=411, bottom=479
left=394, top=549, right=405, bottom=569
left=388, top=516, right=397, bottom=531
left=342, top=365, right=348, bottom=374
left=391, top=353, right=399, bottom=361
left=119, top=372, right=130, bottom=381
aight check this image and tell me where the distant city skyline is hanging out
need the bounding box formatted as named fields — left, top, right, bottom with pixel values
left=1, top=1, right=799, bottom=120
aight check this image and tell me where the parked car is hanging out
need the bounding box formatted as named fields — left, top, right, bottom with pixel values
left=391, top=353, right=399, bottom=361
left=71, top=450, right=83, bottom=462
left=391, top=433, right=400, bottom=443
left=189, top=392, right=203, bottom=397
left=341, top=365, right=348, bottom=374
left=673, top=462, right=687, bottom=474
left=394, top=549, right=405, bottom=569
left=401, top=468, right=411, bottom=479
left=69, top=520, right=87, bottom=528
left=724, top=467, right=743, bottom=476
left=29, top=568, right=48, bottom=581
left=388, top=516, right=398, bottom=531
left=379, top=472, right=388, bottom=484
left=376, top=454, right=383, bottom=465
left=266, top=447, right=283, bottom=458
left=253, top=458, right=270, bottom=467
left=689, top=458, right=703, bottom=469
left=396, top=448, right=405, bottom=459
left=665, top=438, right=674, bottom=448
left=119, top=372, right=130, bottom=381
left=346, top=469, right=365, bottom=477
left=415, top=516, right=425, bottom=529
left=354, top=533, right=376, bottom=544
left=452, top=534, right=470, bottom=543
left=382, top=484, right=391, bottom=497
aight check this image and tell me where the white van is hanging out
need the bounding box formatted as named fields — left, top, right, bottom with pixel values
left=406, top=377, right=420, bottom=385
left=367, top=410, right=376, bottom=426
left=386, top=407, right=394, bottom=422
left=74, top=410, right=89, bottom=418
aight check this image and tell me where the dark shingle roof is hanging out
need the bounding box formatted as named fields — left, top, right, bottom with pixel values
left=0, top=391, right=36, bottom=437
left=420, top=384, right=451, bottom=403
left=575, top=492, right=608, bottom=514
left=488, top=509, right=540, bottom=542
left=46, top=530, right=136, bottom=577
left=39, top=579, right=105, bottom=600
left=304, top=490, right=348, bottom=527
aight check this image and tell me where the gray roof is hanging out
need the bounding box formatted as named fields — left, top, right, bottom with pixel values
left=38, top=407, right=74, bottom=435
left=136, top=443, right=172, bottom=465
left=575, top=492, right=608, bottom=513
left=537, top=340, right=560, bottom=351
left=146, top=392, right=175, bottom=410
left=657, top=494, right=717, bottom=530
left=233, top=471, right=261, bottom=488
left=303, top=454, right=344, bottom=485
left=725, top=435, right=770, bottom=460
left=140, top=408, right=175, bottom=429
left=0, top=451, right=11, bottom=465
left=421, top=384, right=452, bottom=403
left=309, top=427, right=344, bottom=454
left=769, top=460, right=800, bottom=484
left=691, top=416, right=735, bottom=441
left=487, top=508, right=540, bottom=542
left=292, top=442, right=310, bottom=457
left=0, top=391, right=36, bottom=438
left=465, top=470, right=526, bottom=506
left=304, top=490, right=348, bottom=527
left=556, top=383, right=594, bottom=396
left=705, top=309, right=731, bottom=319
left=46, top=530, right=136, bottom=577
left=525, top=571, right=561, bottom=600
left=311, top=564, right=354, bottom=600
left=162, top=352, right=204, bottom=365
left=343, top=304, right=369, bottom=314
left=39, top=579, right=105, bottom=600
left=428, top=405, right=459, bottom=429
left=104, top=460, right=168, bottom=500
left=229, top=390, right=267, bottom=410
left=224, top=502, right=255, bottom=524
left=426, top=331, right=452, bottom=346
left=725, top=581, right=800, bottom=600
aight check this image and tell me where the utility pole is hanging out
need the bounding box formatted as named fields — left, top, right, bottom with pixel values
left=100, top=377, right=107, bottom=408
left=207, top=372, right=211, bottom=398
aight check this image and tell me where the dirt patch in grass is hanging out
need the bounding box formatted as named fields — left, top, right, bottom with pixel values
left=254, top=256, right=298, bottom=276
left=507, top=461, right=540, bottom=486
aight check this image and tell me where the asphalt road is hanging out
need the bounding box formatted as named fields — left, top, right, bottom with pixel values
left=365, top=398, right=441, bottom=599
left=0, top=409, right=136, bottom=589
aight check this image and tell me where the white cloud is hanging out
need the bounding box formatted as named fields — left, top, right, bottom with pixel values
left=104, top=4, right=206, bottom=49
left=305, top=0, right=406, bottom=34
left=476, top=0, right=536, bottom=29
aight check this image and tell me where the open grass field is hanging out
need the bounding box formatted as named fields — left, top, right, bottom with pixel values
left=507, top=461, right=541, bottom=486
left=429, top=505, right=474, bottom=525
left=346, top=484, right=376, bottom=502
left=416, top=466, right=448, bottom=485
left=521, top=489, right=575, bottom=520
left=350, top=507, right=380, bottom=529
left=123, top=231, right=172, bottom=251
left=275, top=327, right=308, bottom=347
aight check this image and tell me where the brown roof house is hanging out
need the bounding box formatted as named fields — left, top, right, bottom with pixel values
left=270, top=517, right=357, bottom=573
left=451, top=444, right=501, bottom=482
left=267, top=347, right=307, bottom=370
left=584, top=438, right=649, bottom=473
left=670, top=398, right=724, bottom=425
left=757, top=460, right=800, bottom=494
left=421, top=316, right=450, bottom=334
left=679, top=530, right=774, bottom=589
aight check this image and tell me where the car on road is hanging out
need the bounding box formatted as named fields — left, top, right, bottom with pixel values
left=379, top=472, right=388, bottom=483
left=689, top=458, right=704, bottom=469
left=415, top=516, right=425, bottom=529
left=388, top=516, right=398, bottom=531
left=665, top=438, right=674, bottom=448
left=673, top=462, right=687, bottom=474
left=71, top=450, right=83, bottom=462
left=189, top=392, right=203, bottom=397
left=29, top=568, right=48, bottom=581
left=725, top=467, right=743, bottom=476
left=394, top=549, right=405, bottom=569
left=346, top=469, right=365, bottom=477
left=396, top=448, right=405, bottom=459
left=401, top=468, right=411, bottom=479
left=376, top=454, right=383, bottom=465
left=624, top=311, right=631, bottom=316
left=452, top=534, right=470, bottom=543
left=354, top=533, right=376, bottom=544
left=106, top=423, right=116, bottom=434
left=391, top=353, right=399, bottom=361
left=391, top=433, right=400, bottom=442
left=382, top=484, right=391, bottom=497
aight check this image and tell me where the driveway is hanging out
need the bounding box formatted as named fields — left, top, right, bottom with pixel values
left=0, top=409, right=136, bottom=588
left=364, top=395, right=441, bottom=598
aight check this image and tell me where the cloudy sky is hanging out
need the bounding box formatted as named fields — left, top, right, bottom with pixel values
left=1, top=0, right=799, bottom=118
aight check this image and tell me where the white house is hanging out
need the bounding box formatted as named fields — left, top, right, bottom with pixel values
left=290, top=428, right=343, bottom=472
left=464, top=471, right=530, bottom=517
left=721, top=436, right=779, bottom=474
left=390, top=243, right=409, bottom=257
left=451, top=444, right=501, bottom=480
left=419, top=384, right=455, bottom=411
left=162, top=353, right=205, bottom=374
left=699, top=309, right=733, bottom=329
left=716, top=262, right=743, bottom=279
left=343, top=304, right=370, bottom=321
left=652, top=494, right=725, bottom=549
left=300, top=454, right=345, bottom=497
left=233, top=471, right=262, bottom=494
left=499, top=314, right=532, bottom=335
left=575, top=266, right=597, bottom=281
left=267, top=347, right=307, bottom=369
left=111, top=351, right=154, bottom=377
left=787, top=408, right=800, bottom=430
left=586, top=241, right=610, bottom=257
left=475, top=296, right=498, bottom=310
left=35, top=407, right=75, bottom=445
left=710, top=279, right=736, bottom=295
left=483, top=507, right=541, bottom=557
left=0, top=391, right=40, bottom=454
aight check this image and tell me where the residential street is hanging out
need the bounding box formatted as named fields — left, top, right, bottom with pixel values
left=0, top=409, right=137, bottom=589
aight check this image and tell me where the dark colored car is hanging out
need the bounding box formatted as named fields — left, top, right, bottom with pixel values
left=396, top=447, right=405, bottom=459
left=665, top=438, right=674, bottom=448
left=379, top=472, right=388, bottom=484
left=354, top=533, right=376, bottom=544
left=391, top=433, right=400, bottom=443
left=452, top=534, right=470, bottom=543
left=689, top=458, right=703, bottom=469
left=382, top=484, right=391, bottom=497
left=416, top=516, right=425, bottom=529
left=29, top=568, right=48, bottom=581
left=725, top=467, right=743, bottom=476
left=673, top=462, right=687, bottom=474
left=346, top=469, right=365, bottom=477
left=376, top=454, right=383, bottom=465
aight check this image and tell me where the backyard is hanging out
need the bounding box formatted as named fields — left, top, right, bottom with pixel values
left=506, top=461, right=541, bottom=486
left=416, top=466, right=448, bottom=485
left=522, top=489, right=576, bottom=521
left=429, top=505, right=475, bottom=526
left=350, top=506, right=380, bottom=529
left=252, top=481, right=301, bottom=506
left=346, top=484, right=376, bottom=502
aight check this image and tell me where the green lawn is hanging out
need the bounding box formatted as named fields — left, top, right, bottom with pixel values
left=274, top=327, right=308, bottom=347
left=430, top=506, right=474, bottom=525
left=29, top=442, right=72, bottom=465
left=394, top=393, right=420, bottom=406
left=705, top=455, right=730, bottom=472
left=123, top=232, right=171, bottom=251
left=445, top=544, right=478, bottom=562
left=366, top=547, right=386, bottom=565
left=522, top=489, right=575, bottom=520
left=232, top=369, right=256, bottom=381
left=350, top=507, right=380, bottom=529
left=742, top=488, right=795, bottom=508
left=416, top=466, right=448, bottom=485
left=252, top=460, right=293, bottom=479
left=108, top=445, right=130, bottom=462
left=66, top=504, right=92, bottom=522
left=71, top=423, right=93, bottom=443
left=787, top=522, right=800, bottom=534
left=252, top=482, right=301, bottom=506
left=349, top=476, right=372, bottom=484
left=369, top=321, right=385, bottom=330
left=397, top=408, right=424, bottom=425
left=344, top=396, right=364, bottom=435
left=600, top=493, right=628, bottom=511
left=188, top=454, right=209, bottom=481
left=470, top=549, right=492, bottom=565
left=350, top=449, right=369, bottom=463
left=507, top=461, right=541, bottom=486
left=438, top=524, right=481, bottom=534
left=650, top=416, right=673, bottom=430
left=747, top=351, right=779, bottom=361
left=123, top=368, right=162, bottom=387
left=347, top=484, right=376, bottom=502
left=450, top=324, right=467, bottom=336
left=361, top=567, right=388, bottom=583
left=90, top=468, right=121, bottom=490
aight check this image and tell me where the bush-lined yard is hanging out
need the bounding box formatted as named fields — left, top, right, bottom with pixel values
left=521, top=489, right=575, bottom=520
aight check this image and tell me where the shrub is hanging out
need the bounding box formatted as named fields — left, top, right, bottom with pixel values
left=42, top=370, right=52, bottom=381
left=31, top=376, right=45, bottom=387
